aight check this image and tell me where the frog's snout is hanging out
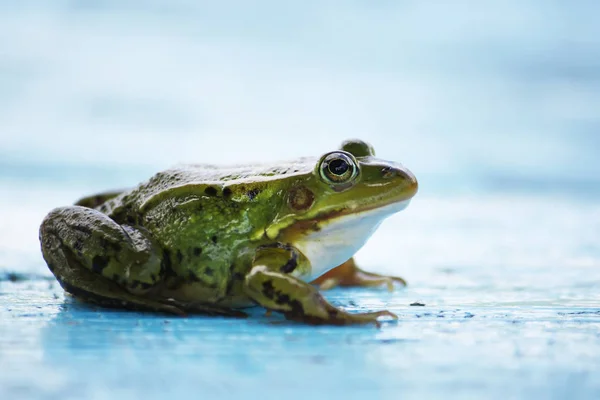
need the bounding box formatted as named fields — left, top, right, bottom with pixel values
left=381, top=165, right=418, bottom=197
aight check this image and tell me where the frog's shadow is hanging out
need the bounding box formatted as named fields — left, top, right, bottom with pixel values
left=49, top=294, right=391, bottom=329
left=41, top=292, right=396, bottom=360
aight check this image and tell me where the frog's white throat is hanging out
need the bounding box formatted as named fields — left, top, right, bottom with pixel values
left=292, top=199, right=411, bottom=282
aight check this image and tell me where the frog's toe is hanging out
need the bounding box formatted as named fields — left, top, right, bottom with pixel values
left=385, top=276, right=407, bottom=292
left=285, top=309, right=397, bottom=328
left=312, top=258, right=407, bottom=291
left=316, top=278, right=338, bottom=291
left=372, top=309, right=399, bottom=321
left=332, top=309, right=398, bottom=327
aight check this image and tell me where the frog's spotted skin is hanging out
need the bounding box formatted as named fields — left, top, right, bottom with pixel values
left=39, top=139, right=418, bottom=326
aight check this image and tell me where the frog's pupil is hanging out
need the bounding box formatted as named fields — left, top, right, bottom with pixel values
left=329, top=158, right=349, bottom=175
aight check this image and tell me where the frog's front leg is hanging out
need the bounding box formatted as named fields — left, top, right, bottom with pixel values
left=39, top=205, right=183, bottom=315
left=311, top=258, right=407, bottom=291
left=243, top=245, right=397, bottom=326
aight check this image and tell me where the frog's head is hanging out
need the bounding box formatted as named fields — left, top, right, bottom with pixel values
left=268, top=139, right=418, bottom=281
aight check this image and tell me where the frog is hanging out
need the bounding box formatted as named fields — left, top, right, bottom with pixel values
left=39, top=139, right=418, bottom=326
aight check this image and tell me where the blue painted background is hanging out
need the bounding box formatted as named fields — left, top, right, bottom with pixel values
left=1, top=1, right=599, bottom=399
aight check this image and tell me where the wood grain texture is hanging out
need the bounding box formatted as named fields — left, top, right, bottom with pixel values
left=1, top=277, right=599, bottom=400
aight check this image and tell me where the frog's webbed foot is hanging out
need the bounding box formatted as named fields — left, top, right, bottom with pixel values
left=311, top=258, right=406, bottom=292
left=244, top=265, right=397, bottom=327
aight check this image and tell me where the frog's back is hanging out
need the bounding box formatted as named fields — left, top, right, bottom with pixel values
left=149, top=158, right=316, bottom=186
left=125, top=158, right=317, bottom=210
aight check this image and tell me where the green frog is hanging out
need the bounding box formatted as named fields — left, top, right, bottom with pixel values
left=39, top=139, right=418, bottom=326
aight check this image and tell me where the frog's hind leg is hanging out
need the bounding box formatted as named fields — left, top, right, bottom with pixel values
left=50, top=256, right=246, bottom=318
left=40, top=206, right=248, bottom=318
left=46, top=244, right=186, bottom=315
left=40, top=205, right=184, bottom=315
left=311, top=258, right=406, bottom=291
left=52, top=259, right=247, bottom=317
left=50, top=258, right=247, bottom=317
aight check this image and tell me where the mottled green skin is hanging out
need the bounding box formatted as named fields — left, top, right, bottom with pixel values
left=90, top=159, right=319, bottom=307
left=40, top=139, right=419, bottom=322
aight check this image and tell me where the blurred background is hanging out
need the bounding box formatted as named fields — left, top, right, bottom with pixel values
left=1, top=1, right=600, bottom=398
left=1, top=0, right=598, bottom=280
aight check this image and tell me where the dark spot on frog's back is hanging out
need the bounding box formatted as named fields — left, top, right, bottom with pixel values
left=204, top=266, right=214, bottom=276
left=193, top=247, right=202, bottom=256
left=211, top=235, right=218, bottom=244
left=176, top=250, right=184, bottom=264
left=204, top=186, right=218, bottom=197
left=247, top=188, right=260, bottom=200
left=223, top=187, right=232, bottom=198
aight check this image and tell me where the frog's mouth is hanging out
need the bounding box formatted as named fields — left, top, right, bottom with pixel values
left=289, top=198, right=413, bottom=282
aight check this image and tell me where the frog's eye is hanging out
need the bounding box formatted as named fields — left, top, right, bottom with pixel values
left=319, top=151, right=359, bottom=186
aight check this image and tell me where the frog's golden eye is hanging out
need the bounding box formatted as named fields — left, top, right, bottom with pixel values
left=319, top=151, right=359, bottom=186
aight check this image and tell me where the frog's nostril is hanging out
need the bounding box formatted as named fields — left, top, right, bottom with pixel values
left=381, top=167, right=396, bottom=178
left=381, top=166, right=418, bottom=190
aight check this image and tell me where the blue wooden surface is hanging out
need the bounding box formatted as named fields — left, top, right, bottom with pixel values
left=2, top=195, right=600, bottom=399
left=2, top=264, right=600, bottom=400
left=2, top=1, right=600, bottom=399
